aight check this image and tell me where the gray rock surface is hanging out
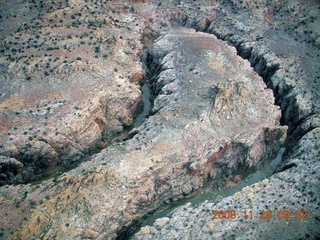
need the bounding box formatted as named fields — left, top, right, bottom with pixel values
left=133, top=128, right=320, bottom=240
left=0, top=28, right=285, bottom=239
left=0, top=0, right=148, bottom=184
left=133, top=0, right=320, bottom=239
left=0, top=0, right=319, bottom=239
left=0, top=156, right=24, bottom=184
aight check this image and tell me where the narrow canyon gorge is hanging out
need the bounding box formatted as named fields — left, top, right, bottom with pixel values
left=0, top=0, right=319, bottom=239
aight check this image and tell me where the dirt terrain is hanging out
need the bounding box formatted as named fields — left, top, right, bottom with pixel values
left=0, top=0, right=157, bottom=184
left=0, top=0, right=319, bottom=239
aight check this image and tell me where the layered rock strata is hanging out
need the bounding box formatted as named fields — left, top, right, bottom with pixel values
left=0, top=28, right=286, bottom=239
left=134, top=129, right=320, bottom=240
left=1, top=0, right=319, bottom=238
left=167, top=0, right=320, bottom=148
left=133, top=0, right=320, bottom=239
left=0, top=0, right=152, bottom=184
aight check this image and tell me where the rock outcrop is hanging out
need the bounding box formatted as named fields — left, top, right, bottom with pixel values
left=0, top=0, right=154, bottom=184
left=0, top=156, right=24, bottom=184
left=0, top=28, right=285, bottom=239
left=0, top=0, right=319, bottom=239
left=134, top=128, right=320, bottom=240
left=133, top=0, right=320, bottom=239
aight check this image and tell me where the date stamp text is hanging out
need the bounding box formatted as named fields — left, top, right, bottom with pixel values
left=212, top=210, right=308, bottom=220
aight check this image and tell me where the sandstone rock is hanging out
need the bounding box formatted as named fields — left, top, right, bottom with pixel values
left=30, top=141, right=58, bottom=166
left=0, top=27, right=286, bottom=239
left=1, top=0, right=319, bottom=239
left=132, top=1, right=320, bottom=239
left=0, top=0, right=148, bottom=184
left=134, top=129, right=320, bottom=240
left=153, top=217, right=170, bottom=229
left=0, top=156, right=24, bottom=185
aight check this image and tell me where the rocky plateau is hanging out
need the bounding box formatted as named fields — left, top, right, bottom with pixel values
left=0, top=0, right=319, bottom=239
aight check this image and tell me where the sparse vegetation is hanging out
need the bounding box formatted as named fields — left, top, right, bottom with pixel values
left=0, top=1, right=319, bottom=239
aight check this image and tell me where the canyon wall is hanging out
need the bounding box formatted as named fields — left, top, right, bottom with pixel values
left=133, top=0, right=320, bottom=239
left=0, top=27, right=286, bottom=239
left=0, top=0, right=319, bottom=239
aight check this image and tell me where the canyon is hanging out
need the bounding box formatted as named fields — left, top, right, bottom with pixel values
left=0, top=0, right=319, bottom=239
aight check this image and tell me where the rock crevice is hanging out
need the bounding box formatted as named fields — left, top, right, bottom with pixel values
left=132, top=1, right=320, bottom=239
left=0, top=28, right=286, bottom=239
left=172, top=10, right=319, bottom=149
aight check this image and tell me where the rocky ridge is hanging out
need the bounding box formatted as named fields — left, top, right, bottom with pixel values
left=0, top=0, right=156, bottom=184
left=133, top=0, right=320, bottom=239
left=0, top=0, right=319, bottom=239
left=0, top=27, right=286, bottom=239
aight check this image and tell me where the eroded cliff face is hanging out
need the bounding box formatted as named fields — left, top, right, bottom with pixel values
left=133, top=0, right=320, bottom=239
left=0, top=0, right=157, bottom=184
left=0, top=0, right=319, bottom=239
left=0, top=27, right=286, bottom=239
left=164, top=0, right=320, bottom=145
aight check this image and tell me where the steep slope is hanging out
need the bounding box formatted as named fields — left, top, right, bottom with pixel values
left=0, top=0, right=319, bottom=239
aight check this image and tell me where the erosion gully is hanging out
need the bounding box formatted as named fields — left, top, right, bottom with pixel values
left=25, top=31, right=288, bottom=238
left=128, top=148, right=286, bottom=238
left=29, top=52, right=153, bottom=186
left=27, top=31, right=288, bottom=239
left=132, top=51, right=153, bottom=129
left=120, top=45, right=288, bottom=238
